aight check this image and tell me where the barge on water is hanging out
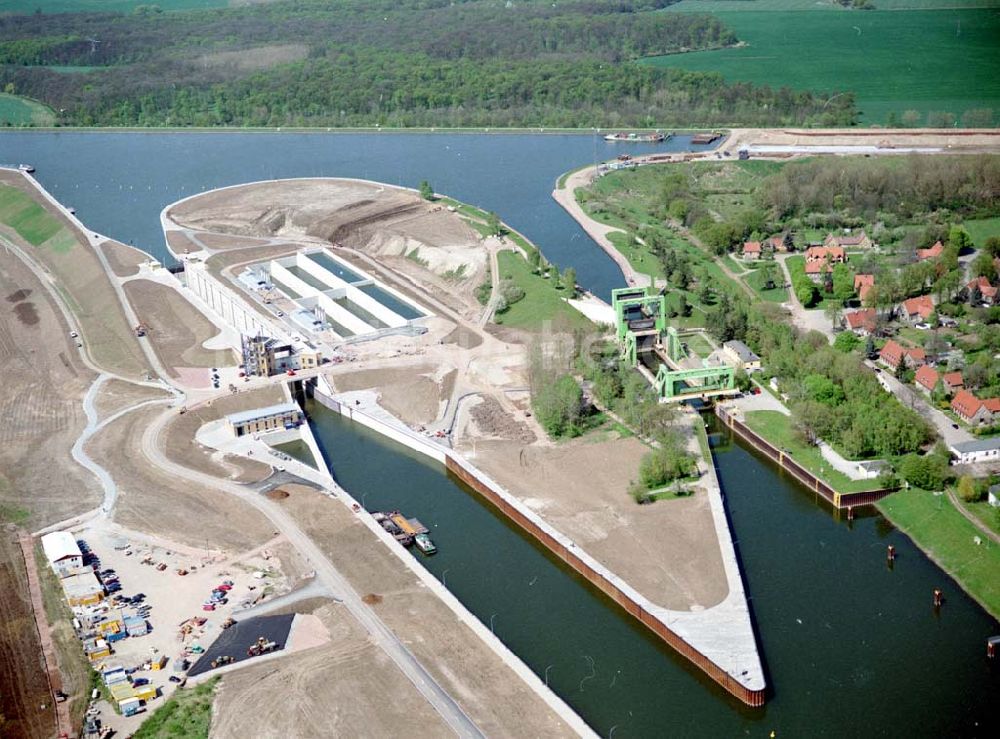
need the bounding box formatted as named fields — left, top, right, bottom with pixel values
left=690, top=132, right=722, bottom=145
left=373, top=511, right=437, bottom=554
left=603, top=131, right=671, bottom=143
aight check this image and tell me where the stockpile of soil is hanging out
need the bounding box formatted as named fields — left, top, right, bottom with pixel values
left=470, top=396, right=535, bottom=444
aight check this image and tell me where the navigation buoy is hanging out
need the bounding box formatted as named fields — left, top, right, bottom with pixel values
left=887, top=545, right=896, bottom=562
left=933, top=588, right=943, bottom=607
left=847, top=506, right=854, bottom=521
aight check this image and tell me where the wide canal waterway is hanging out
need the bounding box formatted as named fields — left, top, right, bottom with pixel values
left=3, top=131, right=997, bottom=735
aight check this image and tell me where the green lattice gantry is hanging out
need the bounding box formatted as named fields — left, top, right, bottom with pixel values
left=611, top=287, right=736, bottom=401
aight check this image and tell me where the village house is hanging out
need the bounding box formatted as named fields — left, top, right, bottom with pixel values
left=878, top=339, right=926, bottom=372
left=951, top=389, right=1000, bottom=426
left=741, top=241, right=762, bottom=261
left=825, top=230, right=873, bottom=250
left=900, top=295, right=935, bottom=324
left=916, top=240, right=944, bottom=261
left=941, top=371, right=964, bottom=394
left=950, top=438, right=1000, bottom=465
left=914, top=365, right=939, bottom=395
left=722, top=340, right=761, bottom=372
left=768, top=234, right=791, bottom=253
left=853, top=274, right=875, bottom=303
left=804, top=245, right=846, bottom=283
left=966, top=276, right=998, bottom=306
left=844, top=308, right=877, bottom=336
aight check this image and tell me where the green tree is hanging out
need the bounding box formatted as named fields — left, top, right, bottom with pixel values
left=418, top=180, right=434, bottom=201
left=834, top=331, right=860, bottom=353
left=949, top=226, right=973, bottom=253
left=957, top=475, right=982, bottom=503
left=832, top=263, right=854, bottom=301
left=532, top=374, right=582, bottom=438
left=528, top=249, right=541, bottom=274
left=678, top=294, right=691, bottom=317
left=562, top=267, right=577, bottom=296
left=487, top=211, right=502, bottom=236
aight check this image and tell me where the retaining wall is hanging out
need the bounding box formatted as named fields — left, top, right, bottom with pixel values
left=307, top=378, right=765, bottom=706
left=715, top=405, right=897, bottom=509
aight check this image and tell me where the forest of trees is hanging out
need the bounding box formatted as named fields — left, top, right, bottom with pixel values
left=0, top=0, right=858, bottom=128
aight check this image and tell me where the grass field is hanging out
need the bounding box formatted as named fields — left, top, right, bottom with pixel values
left=5, top=0, right=228, bottom=13
left=962, top=217, right=1000, bottom=247
left=647, top=6, right=1000, bottom=125
left=132, top=677, right=220, bottom=739
left=0, top=93, right=56, bottom=127
left=743, top=410, right=880, bottom=493
left=878, top=489, right=1000, bottom=619
left=743, top=264, right=789, bottom=302
left=495, top=250, right=593, bottom=331
left=0, top=186, right=63, bottom=246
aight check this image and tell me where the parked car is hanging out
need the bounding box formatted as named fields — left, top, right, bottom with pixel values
left=132, top=678, right=149, bottom=687
left=169, top=676, right=182, bottom=683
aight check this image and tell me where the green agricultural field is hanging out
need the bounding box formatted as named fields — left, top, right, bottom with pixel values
left=0, top=186, right=62, bottom=246
left=495, top=251, right=592, bottom=331
left=648, top=5, right=1000, bottom=125
left=0, top=93, right=56, bottom=127
left=3, top=0, right=228, bottom=13
left=878, top=489, right=1000, bottom=619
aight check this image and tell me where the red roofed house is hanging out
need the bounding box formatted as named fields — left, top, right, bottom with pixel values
left=768, top=235, right=791, bottom=253
left=742, top=241, right=762, bottom=261
left=804, top=246, right=846, bottom=283
left=900, top=295, right=935, bottom=324
left=825, top=230, right=873, bottom=250
left=844, top=308, right=877, bottom=336
left=951, top=389, right=997, bottom=426
left=966, top=276, right=998, bottom=306
left=916, top=240, right=944, bottom=261
left=854, top=274, right=875, bottom=303
left=878, top=340, right=926, bottom=372
left=914, top=365, right=939, bottom=395
left=941, top=372, right=964, bottom=394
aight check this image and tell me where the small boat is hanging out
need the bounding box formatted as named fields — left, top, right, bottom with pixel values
left=414, top=533, right=437, bottom=555
left=603, top=131, right=671, bottom=143
left=18, top=164, right=35, bottom=173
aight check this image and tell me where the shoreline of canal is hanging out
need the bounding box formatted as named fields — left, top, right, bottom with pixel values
left=306, top=376, right=767, bottom=707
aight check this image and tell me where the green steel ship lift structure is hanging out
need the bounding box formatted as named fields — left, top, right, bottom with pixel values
left=612, top=287, right=737, bottom=402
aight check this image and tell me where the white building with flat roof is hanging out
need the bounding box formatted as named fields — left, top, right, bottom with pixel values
left=40, top=531, right=83, bottom=578
left=226, top=402, right=304, bottom=437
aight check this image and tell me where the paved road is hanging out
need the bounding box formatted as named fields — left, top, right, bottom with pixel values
left=142, top=407, right=485, bottom=739
left=867, top=360, right=973, bottom=447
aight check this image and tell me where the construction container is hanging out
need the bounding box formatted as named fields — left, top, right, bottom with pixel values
left=120, top=697, right=141, bottom=717
left=133, top=685, right=158, bottom=702
left=151, top=655, right=167, bottom=671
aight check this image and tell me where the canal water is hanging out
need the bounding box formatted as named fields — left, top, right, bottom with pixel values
left=3, top=131, right=997, bottom=735
left=307, top=404, right=999, bottom=737
left=1, top=131, right=713, bottom=300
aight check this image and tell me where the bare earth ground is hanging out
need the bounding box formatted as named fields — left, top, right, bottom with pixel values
left=161, top=386, right=286, bottom=483
left=0, top=171, right=148, bottom=378
left=169, top=178, right=486, bottom=315
left=197, top=232, right=276, bottom=249
left=165, top=230, right=200, bottom=254
left=92, top=378, right=172, bottom=422
left=86, top=405, right=274, bottom=552
left=0, top=531, right=55, bottom=739
left=330, top=364, right=455, bottom=426
left=458, top=427, right=729, bottom=612
left=278, top=485, right=575, bottom=739
left=212, top=602, right=452, bottom=739
left=0, top=249, right=101, bottom=529
left=719, top=127, right=1000, bottom=156
left=123, top=279, right=235, bottom=374
left=100, top=239, right=148, bottom=277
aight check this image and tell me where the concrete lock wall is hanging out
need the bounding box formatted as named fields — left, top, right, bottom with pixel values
left=187, top=265, right=272, bottom=338
left=714, top=405, right=897, bottom=509
left=307, top=377, right=764, bottom=706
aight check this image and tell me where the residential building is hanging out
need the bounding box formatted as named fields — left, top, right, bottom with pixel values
left=805, top=245, right=846, bottom=264
left=951, top=389, right=999, bottom=426
left=914, top=365, right=939, bottom=395
left=844, top=308, right=877, bottom=336
left=916, top=240, right=944, bottom=261
left=966, top=276, right=998, bottom=306
left=722, top=340, right=761, bottom=372
left=941, top=372, right=964, bottom=394
left=950, top=438, right=1000, bottom=465
left=767, top=235, right=791, bottom=253
left=878, top=340, right=926, bottom=372
left=988, top=485, right=1000, bottom=507
left=900, top=295, right=935, bottom=324
left=742, top=241, right=762, bottom=260
left=825, top=230, right=873, bottom=250
left=40, top=531, right=83, bottom=578
left=853, top=274, right=875, bottom=303
left=226, top=402, right=304, bottom=437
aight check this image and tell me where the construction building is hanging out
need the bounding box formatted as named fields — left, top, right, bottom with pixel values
left=241, top=334, right=321, bottom=377
left=62, top=571, right=105, bottom=607
left=226, top=402, right=304, bottom=437
left=83, top=637, right=111, bottom=662
left=41, top=531, right=83, bottom=578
